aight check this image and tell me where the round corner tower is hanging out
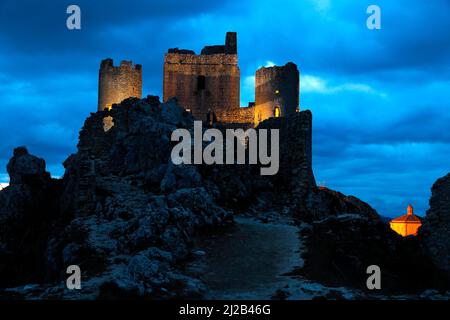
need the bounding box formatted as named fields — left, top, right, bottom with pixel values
left=254, top=62, right=299, bottom=124
left=98, top=58, right=142, bottom=111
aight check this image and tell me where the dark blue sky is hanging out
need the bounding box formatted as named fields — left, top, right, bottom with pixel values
left=0, top=0, right=449, bottom=217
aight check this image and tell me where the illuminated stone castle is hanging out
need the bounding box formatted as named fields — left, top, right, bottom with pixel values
left=98, top=32, right=300, bottom=126
left=98, top=59, right=142, bottom=111
left=389, top=204, right=422, bottom=237
left=163, top=32, right=240, bottom=121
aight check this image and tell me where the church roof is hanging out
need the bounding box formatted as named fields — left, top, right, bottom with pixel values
left=390, top=213, right=422, bottom=223
left=390, top=204, right=422, bottom=224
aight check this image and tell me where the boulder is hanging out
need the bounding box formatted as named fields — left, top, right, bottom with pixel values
left=6, top=146, right=49, bottom=186
left=0, top=147, right=59, bottom=287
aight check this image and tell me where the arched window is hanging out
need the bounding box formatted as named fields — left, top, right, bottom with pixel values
left=274, top=106, right=281, bottom=117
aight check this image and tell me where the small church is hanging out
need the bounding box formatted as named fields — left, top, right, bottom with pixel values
left=389, top=204, right=422, bottom=237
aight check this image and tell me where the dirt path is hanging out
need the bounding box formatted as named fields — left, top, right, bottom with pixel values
left=185, top=216, right=303, bottom=299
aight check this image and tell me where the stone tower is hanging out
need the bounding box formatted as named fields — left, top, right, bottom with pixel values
left=254, top=62, right=299, bottom=125
left=98, top=58, right=142, bottom=111
left=163, top=32, right=240, bottom=120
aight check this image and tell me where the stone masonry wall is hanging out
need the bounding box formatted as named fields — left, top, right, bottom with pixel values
left=257, top=110, right=315, bottom=205
left=98, top=59, right=142, bottom=111
left=215, top=106, right=255, bottom=125
left=254, top=62, right=299, bottom=125
left=163, top=33, right=240, bottom=121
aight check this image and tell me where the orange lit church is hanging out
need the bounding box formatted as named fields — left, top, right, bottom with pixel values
left=389, top=204, right=422, bottom=237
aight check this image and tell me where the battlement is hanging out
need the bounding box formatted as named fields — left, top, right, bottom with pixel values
left=100, top=58, right=142, bottom=72
left=256, top=62, right=298, bottom=80
left=98, top=58, right=142, bottom=111
left=167, top=48, right=195, bottom=55
left=165, top=32, right=238, bottom=66
left=164, top=52, right=238, bottom=66
left=166, top=31, right=237, bottom=57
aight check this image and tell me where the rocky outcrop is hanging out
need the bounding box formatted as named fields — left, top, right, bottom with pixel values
left=1, top=96, right=447, bottom=298
left=6, top=146, right=49, bottom=185
left=1, top=97, right=235, bottom=299
left=0, top=147, right=61, bottom=287
left=305, top=187, right=379, bottom=222
left=47, top=97, right=233, bottom=298
left=298, top=186, right=448, bottom=294
left=421, top=173, right=450, bottom=273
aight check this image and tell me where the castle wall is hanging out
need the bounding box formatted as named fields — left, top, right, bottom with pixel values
left=215, top=106, right=255, bottom=125
left=256, top=110, right=315, bottom=200
left=163, top=32, right=240, bottom=121
left=254, top=62, right=299, bottom=125
left=98, top=59, right=142, bottom=111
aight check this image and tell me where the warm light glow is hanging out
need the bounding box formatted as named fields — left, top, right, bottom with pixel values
left=105, top=104, right=112, bottom=111
left=103, top=116, right=114, bottom=132
left=274, top=106, right=281, bottom=117
left=275, top=90, right=280, bottom=94
left=389, top=204, right=422, bottom=237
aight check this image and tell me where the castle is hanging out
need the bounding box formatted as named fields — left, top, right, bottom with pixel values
left=98, top=32, right=300, bottom=126
left=98, top=59, right=142, bottom=111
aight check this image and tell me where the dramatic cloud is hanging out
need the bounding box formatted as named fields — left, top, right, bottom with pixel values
left=301, top=74, right=384, bottom=96
left=0, top=0, right=448, bottom=217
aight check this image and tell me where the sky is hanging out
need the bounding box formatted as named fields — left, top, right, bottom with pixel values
left=0, top=0, right=449, bottom=217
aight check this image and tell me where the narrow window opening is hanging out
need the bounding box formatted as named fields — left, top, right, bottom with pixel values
left=197, top=75, right=206, bottom=91
left=274, top=106, right=281, bottom=117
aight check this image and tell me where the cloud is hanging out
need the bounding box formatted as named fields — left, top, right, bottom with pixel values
left=0, top=172, right=9, bottom=185
left=241, top=75, right=256, bottom=105
left=308, top=0, right=331, bottom=13
left=301, top=74, right=384, bottom=96
left=313, top=141, right=449, bottom=217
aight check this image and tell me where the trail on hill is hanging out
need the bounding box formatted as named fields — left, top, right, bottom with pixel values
left=184, top=216, right=304, bottom=299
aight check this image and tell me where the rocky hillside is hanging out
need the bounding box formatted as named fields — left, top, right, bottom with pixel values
left=421, top=173, right=450, bottom=273
left=0, top=96, right=448, bottom=299
left=1, top=97, right=235, bottom=298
